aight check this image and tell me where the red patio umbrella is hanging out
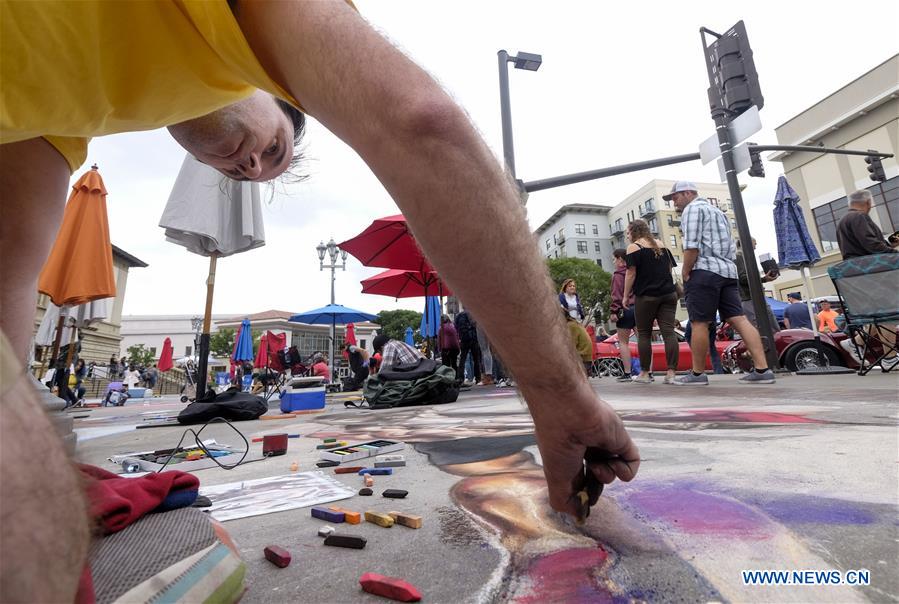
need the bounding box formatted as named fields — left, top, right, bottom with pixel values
left=157, top=337, right=174, bottom=372
left=253, top=333, right=269, bottom=369
left=360, top=268, right=452, bottom=299
left=342, top=323, right=357, bottom=359
left=338, top=214, right=433, bottom=272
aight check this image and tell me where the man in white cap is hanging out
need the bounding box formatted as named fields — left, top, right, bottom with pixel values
left=664, top=181, right=775, bottom=385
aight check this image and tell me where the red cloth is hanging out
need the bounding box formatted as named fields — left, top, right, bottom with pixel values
left=157, top=337, right=174, bottom=372
left=79, top=464, right=200, bottom=535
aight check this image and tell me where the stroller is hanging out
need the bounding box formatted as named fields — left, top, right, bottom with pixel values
left=179, top=360, right=199, bottom=403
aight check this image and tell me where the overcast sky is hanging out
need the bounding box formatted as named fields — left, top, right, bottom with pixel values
left=83, top=1, right=898, bottom=318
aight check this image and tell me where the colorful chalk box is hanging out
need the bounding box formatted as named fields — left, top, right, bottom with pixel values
left=318, top=440, right=405, bottom=463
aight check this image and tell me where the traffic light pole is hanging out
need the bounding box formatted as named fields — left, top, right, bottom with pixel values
left=711, top=114, right=780, bottom=370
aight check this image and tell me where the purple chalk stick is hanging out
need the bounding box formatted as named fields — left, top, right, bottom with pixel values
left=311, top=506, right=345, bottom=523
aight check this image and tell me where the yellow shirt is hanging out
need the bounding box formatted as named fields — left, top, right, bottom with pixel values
left=1, top=1, right=300, bottom=171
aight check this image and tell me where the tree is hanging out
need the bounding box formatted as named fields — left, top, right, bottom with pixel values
left=546, top=257, right=612, bottom=323
left=208, top=328, right=236, bottom=358
left=375, top=309, right=423, bottom=344
left=126, top=344, right=155, bottom=367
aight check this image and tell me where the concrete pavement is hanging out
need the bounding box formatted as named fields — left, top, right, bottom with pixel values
left=73, top=371, right=899, bottom=603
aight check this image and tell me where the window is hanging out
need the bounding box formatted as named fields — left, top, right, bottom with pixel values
left=577, top=241, right=588, bottom=254
left=730, top=219, right=737, bottom=229
left=595, top=259, right=603, bottom=268
left=359, top=339, right=367, bottom=350
left=811, top=196, right=847, bottom=252
left=150, top=347, right=157, bottom=356
left=669, top=234, right=677, bottom=247
left=708, top=197, right=719, bottom=207
left=545, top=239, right=550, bottom=250
left=185, top=346, right=192, bottom=356
left=594, top=241, right=601, bottom=252
left=575, top=223, right=586, bottom=235
left=592, top=224, right=599, bottom=235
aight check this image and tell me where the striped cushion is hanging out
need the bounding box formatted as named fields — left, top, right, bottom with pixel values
left=89, top=508, right=245, bottom=604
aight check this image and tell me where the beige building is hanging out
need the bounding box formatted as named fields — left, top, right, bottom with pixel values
left=769, top=54, right=898, bottom=300
left=607, top=179, right=739, bottom=265
left=32, top=244, right=147, bottom=370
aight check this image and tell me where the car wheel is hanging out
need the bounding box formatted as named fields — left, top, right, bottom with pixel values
left=784, top=343, right=841, bottom=371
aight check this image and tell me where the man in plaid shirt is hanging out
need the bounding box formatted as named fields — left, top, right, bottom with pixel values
left=667, top=181, right=775, bottom=385
left=373, top=334, right=424, bottom=372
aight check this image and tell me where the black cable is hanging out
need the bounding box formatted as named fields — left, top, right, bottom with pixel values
left=155, top=416, right=249, bottom=473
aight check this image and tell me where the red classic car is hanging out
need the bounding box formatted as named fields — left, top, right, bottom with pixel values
left=722, top=328, right=868, bottom=372
left=593, top=330, right=734, bottom=374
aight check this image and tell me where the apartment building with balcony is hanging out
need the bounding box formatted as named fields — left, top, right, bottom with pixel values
left=607, top=179, right=738, bottom=266
left=533, top=203, right=614, bottom=270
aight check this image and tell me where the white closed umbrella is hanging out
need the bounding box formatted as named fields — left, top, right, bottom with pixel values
left=34, top=298, right=111, bottom=375
left=159, top=154, right=265, bottom=400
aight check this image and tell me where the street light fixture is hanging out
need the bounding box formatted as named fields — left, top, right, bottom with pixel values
left=497, top=49, right=542, bottom=181
left=316, top=238, right=347, bottom=380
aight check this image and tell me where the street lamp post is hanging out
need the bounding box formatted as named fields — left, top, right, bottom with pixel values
left=316, top=238, right=348, bottom=381
left=497, top=50, right=542, bottom=181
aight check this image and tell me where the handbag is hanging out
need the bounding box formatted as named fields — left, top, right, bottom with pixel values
left=668, top=249, right=685, bottom=299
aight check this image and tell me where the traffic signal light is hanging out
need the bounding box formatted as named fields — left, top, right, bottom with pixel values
left=865, top=153, right=886, bottom=182
left=747, top=143, right=764, bottom=178
left=705, top=21, right=764, bottom=120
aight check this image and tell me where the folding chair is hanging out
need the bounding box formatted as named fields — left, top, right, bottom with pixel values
left=828, top=254, right=899, bottom=375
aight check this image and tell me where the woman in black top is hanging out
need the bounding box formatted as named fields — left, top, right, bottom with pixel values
left=622, top=219, right=679, bottom=384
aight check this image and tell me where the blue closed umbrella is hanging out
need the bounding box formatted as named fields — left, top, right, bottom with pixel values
left=774, top=176, right=821, bottom=269
left=404, top=326, right=414, bottom=345
left=420, top=296, right=441, bottom=338
left=288, top=304, right=378, bottom=325
left=233, top=318, right=255, bottom=362
left=773, top=176, right=849, bottom=373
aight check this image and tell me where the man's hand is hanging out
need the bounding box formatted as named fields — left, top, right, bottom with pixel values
left=682, top=270, right=691, bottom=283
left=764, top=270, right=778, bottom=282
left=528, top=381, right=640, bottom=517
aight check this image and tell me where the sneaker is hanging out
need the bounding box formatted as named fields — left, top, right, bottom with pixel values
left=478, top=376, right=495, bottom=386
left=495, top=379, right=506, bottom=388
left=462, top=379, right=476, bottom=387
left=631, top=375, right=652, bottom=384
left=839, top=339, right=862, bottom=364
left=880, top=356, right=899, bottom=371
left=738, top=369, right=776, bottom=384
left=616, top=375, right=634, bottom=382
left=663, top=375, right=676, bottom=385
left=673, top=372, right=709, bottom=386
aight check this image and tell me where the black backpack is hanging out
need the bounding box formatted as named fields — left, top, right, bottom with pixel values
left=177, top=388, right=268, bottom=424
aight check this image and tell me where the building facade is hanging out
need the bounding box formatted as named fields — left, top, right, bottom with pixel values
left=534, top=203, right=614, bottom=269
left=769, top=54, right=898, bottom=300
left=121, top=310, right=380, bottom=364
left=607, top=179, right=739, bottom=267
left=32, top=244, right=147, bottom=369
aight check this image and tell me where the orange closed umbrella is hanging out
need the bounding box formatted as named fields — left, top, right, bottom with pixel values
left=38, top=165, right=116, bottom=307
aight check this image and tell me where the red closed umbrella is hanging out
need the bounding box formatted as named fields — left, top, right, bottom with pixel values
left=360, top=268, right=452, bottom=299
left=338, top=215, right=433, bottom=272
left=157, top=337, right=174, bottom=372
left=342, top=323, right=357, bottom=359
left=253, top=333, right=269, bottom=369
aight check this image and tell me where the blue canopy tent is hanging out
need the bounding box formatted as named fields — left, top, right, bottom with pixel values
left=289, top=304, right=378, bottom=378
left=765, top=297, right=789, bottom=322
left=773, top=176, right=850, bottom=373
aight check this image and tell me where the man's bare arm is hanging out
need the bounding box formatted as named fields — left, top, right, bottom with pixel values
left=682, top=249, right=699, bottom=282
left=234, top=0, right=639, bottom=514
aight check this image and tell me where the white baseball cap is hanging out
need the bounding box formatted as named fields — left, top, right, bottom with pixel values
left=662, top=181, right=698, bottom=201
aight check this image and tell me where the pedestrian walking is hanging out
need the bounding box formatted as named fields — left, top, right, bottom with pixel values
left=475, top=323, right=494, bottom=386
left=782, top=292, right=813, bottom=330
left=438, top=314, right=461, bottom=377
left=666, top=181, right=775, bottom=385
left=621, top=219, right=679, bottom=384
left=609, top=248, right=636, bottom=381
left=454, top=309, right=481, bottom=385
left=559, top=279, right=585, bottom=321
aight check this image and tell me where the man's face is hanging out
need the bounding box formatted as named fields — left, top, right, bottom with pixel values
left=167, top=91, right=293, bottom=182
left=821, top=301, right=830, bottom=311
left=671, top=190, right=695, bottom=211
